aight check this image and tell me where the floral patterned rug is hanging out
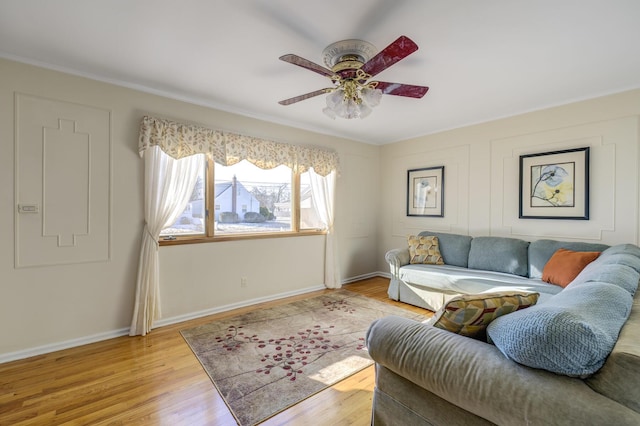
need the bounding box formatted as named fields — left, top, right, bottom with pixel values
left=181, top=289, right=428, bottom=425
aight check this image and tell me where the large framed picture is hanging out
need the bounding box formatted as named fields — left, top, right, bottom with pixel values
left=519, top=147, right=589, bottom=220
left=407, top=166, right=444, bottom=217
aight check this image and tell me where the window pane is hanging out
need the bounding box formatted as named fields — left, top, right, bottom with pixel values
left=160, top=156, right=207, bottom=237
left=299, top=171, right=325, bottom=230
left=214, top=160, right=292, bottom=235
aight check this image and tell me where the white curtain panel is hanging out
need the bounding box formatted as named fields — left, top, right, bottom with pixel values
left=309, top=169, right=341, bottom=289
left=129, top=146, right=203, bottom=336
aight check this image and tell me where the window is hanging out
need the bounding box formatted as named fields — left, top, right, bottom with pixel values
left=135, top=117, right=340, bottom=334
left=215, top=161, right=292, bottom=235
left=160, top=158, right=325, bottom=241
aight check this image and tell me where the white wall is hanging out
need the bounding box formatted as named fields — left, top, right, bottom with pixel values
left=0, top=58, right=380, bottom=360
left=378, top=90, right=640, bottom=272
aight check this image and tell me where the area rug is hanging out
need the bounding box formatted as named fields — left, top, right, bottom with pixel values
left=181, top=289, right=428, bottom=425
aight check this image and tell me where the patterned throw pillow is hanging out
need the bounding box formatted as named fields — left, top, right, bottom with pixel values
left=408, top=235, right=445, bottom=265
left=542, top=248, right=601, bottom=287
left=429, top=292, right=540, bottom=338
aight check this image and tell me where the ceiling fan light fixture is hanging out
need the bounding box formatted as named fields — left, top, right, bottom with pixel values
left=322, top=107, right=337, bottom=120
left=345, top=98, right=360, bottom=119
left=358, top=102, right=373, bottom=119
left=323, top=82, right=382, bottom=120
left=326, top=89, right=345, bottom=109
left=362, top=87, right=383, bottom=107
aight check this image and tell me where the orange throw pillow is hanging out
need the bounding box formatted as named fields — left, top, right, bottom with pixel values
left=542, top=248, right=601, bottom=287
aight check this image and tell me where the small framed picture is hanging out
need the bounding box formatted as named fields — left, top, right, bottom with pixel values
left=519, top=147, right=589, bottom=220
left=407, top=166, right=444, bottom=217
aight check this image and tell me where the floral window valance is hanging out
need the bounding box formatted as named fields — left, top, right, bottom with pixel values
left=138, top=115, right=339, bottom=176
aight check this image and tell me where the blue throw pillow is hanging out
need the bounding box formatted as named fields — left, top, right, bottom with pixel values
left=487, top=282, right=633, bottom=377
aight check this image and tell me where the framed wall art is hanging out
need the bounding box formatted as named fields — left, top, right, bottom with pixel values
left=407, top=166, right=444, bottom=217
left=519, top=147, right=589, bottom=220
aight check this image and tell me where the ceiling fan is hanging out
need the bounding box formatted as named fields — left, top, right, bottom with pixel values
left=278, top=35, right=429, bottom=119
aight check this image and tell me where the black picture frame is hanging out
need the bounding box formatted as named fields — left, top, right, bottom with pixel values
left=519, top=147, right=589, bottom=220
left=407, top=166, right=444, bottom=217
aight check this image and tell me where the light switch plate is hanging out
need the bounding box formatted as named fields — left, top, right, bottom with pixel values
left=18, top=204, right=39, bottom=213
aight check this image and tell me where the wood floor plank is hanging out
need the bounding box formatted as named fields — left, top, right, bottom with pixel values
left=0, top=277, right=431, bottom=425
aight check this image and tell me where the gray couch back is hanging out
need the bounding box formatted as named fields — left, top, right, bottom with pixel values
left=469, top=237, right=530, bottom=277
left=418, top=231, right=472, bottom=267
left=419, top=231, right=610, bottom=279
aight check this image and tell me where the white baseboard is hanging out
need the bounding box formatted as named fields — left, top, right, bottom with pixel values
left=1, top=274, right=391, bottom=364
left=0, top=328, right=130, bottom=364
left=154, top=284, right=326, bottom=328
left=342, top=271, right=390, bottom=284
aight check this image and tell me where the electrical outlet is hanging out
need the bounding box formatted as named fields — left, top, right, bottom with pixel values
left=240, top=277, right=247, bottom=288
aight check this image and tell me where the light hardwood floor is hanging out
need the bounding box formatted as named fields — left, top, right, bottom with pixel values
left=0, top=277, right=430, bottom=426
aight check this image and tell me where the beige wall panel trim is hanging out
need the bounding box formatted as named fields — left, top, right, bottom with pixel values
left=43, top=119, right=91, bottom=247
left=342, top=153, right=375, bottom=239
left=490, top=117, right=638, bottom=244
left=14, top=93, right=112, bottom=267
left=390, top=145, right=471, bottom=238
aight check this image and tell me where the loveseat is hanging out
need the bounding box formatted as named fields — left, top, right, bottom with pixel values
left=367, top=232, right=640, bottom=425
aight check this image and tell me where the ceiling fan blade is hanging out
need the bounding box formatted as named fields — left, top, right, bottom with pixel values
left=374, top=81, right=429, bottom=98
left=278, top=88, right=331, bottom=105
left=279, top=54, right=335, bottom=78
left=360, top=35, right=419, bottom=78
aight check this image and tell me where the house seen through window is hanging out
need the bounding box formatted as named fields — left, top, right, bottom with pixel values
left=160, top=158, right=323, bottom=239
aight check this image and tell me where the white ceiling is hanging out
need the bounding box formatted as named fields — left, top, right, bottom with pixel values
left=2, top=0, right=640, bottom=145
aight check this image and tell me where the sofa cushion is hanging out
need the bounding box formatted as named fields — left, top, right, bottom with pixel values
left=542, top=248, right=601, bottom=287
left=598, top=253, right=640, bottom=274
left=572, top=263, right=640, bottom=296
left=528, top=239, right=610, bottom=279
left=467, top=237, right=530, bottom=277
left=487, top=281, right=633, bottom=377
left=598, top=243, right=640, bottom=259
left=427, top=291, right=539, bottom=339
left=418, top=231, right=472, bottom=267
left=408, top=235, right=445, bottom=265
left=396, top=263, right=562, bottom=311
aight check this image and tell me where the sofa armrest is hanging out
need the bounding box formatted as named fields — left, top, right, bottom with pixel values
left=385, top=248, right=410, bottom=278
left=366, top=316, right=640, bottom=425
